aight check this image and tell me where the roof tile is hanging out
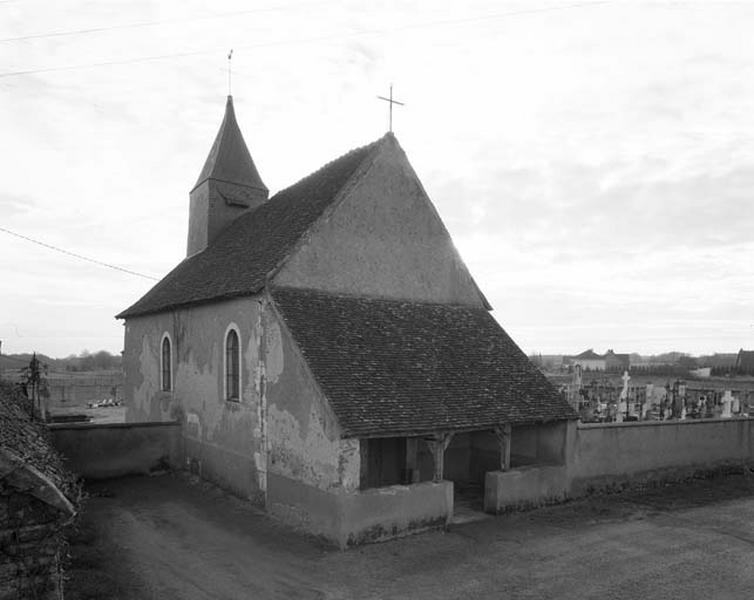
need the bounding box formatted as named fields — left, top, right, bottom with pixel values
left=118, top=136, right=384, bottom=318
left=272, top=288, right=576, bottom=437
left=0, top=380, right=79, bottom=502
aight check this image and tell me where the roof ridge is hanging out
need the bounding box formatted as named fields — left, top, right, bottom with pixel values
left=267, top=133, right=389, bottom=202
left=271, top=285, right=488, bottom=310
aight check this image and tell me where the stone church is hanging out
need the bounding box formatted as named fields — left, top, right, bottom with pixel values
left=117, top=96, right=576, bottom=546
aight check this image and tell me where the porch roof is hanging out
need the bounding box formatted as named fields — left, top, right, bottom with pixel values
left=272, top=288, right=577, bottom=437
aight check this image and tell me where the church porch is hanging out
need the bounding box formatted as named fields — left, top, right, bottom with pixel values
left=357, top=426, right=513, bottom=521
left=484, top=419, right=576, bottom=513
left=357, top=420, right=574, bottom=520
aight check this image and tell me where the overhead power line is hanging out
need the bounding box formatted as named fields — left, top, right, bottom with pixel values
left=0, top=1, right=326, bottom=44
left=0, top=1, right=610, bottom=79
left=0, top=225, right=159, bottom=281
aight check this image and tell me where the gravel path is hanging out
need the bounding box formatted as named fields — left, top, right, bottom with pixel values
left=66, top=472, right=754, bottom=599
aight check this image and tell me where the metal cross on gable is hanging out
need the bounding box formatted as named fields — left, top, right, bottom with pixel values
left=377, top=84, right=404, bottom=133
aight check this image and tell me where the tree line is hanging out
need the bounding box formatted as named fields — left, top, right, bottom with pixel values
left=1, top=349, right=122, bottom=372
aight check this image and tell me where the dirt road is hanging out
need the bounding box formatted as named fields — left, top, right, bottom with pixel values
left=67, top=473, right=754, bottom=599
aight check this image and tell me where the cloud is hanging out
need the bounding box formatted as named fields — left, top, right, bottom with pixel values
left=0, top=192, right=36, bottom=217
left=3, top=1, right=754, bottom=356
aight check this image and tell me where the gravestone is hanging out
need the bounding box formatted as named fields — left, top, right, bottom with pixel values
left=721, top=390, right=734, bottom=418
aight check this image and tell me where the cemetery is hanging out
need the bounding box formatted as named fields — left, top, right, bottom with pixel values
left=560, top=367, right=754, bottom=424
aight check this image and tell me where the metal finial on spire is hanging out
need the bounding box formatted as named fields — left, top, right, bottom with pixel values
left=377, top=84, right=404, bottom=133
left=227, top=49, right=233, bottom=95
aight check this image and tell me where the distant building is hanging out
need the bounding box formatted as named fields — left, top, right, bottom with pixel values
left=698, top=353, right=738, bottom=369
left=604, top=349, right=630, bottom=373
left=569, top=349, right=607, bottom=371
left=736, top=349, right=754, bottom=375
left=566, top=349, right=630, bottom=373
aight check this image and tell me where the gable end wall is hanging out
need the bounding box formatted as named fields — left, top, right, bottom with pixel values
left=273, top=139, right=486, bottom=307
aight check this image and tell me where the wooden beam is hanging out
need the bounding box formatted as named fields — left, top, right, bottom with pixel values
left=427, top=432, right=455, bottom=482
left=431, top=438, right=444, bottom=482
left=405, top=437, right=419, bottom=483
left=494, top=424, right=512, bottom=471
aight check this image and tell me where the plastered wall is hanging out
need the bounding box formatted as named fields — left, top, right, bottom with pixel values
left=122, top=296, right=359, bottom=505
left=123, top=297, right=265, bottom=500
left=511, top=421, right=569, bottom=467
left=263, top=303, right=360, bottom=493
left=572, top=418, right=754, bottom=488
left=274, top=138, right=486, bottom=307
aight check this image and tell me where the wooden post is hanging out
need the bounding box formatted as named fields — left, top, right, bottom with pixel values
left=426, top=432, right=455, bottom=482
left=494, top=424, right=512, bottom=471
left=406, top=438, right=419, bottom=483
left=431, top=438, right=444, bottom=482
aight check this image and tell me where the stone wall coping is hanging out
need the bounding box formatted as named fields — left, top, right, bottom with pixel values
left=577, top=416, right=754, bottom=430
left=0, top=449, right=76, bottom=516
left=47, top=420, right=181, bottom=431
left=352, top=480, right=451, bottom=497
left=489, top=462, right=564, bottom=474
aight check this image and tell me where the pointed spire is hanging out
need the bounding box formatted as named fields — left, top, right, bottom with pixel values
left=187, top=96, right=269, bottom=257
left=192, top=95, right=267, bottom=194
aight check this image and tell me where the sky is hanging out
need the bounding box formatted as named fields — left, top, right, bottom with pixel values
left=1, top=0, right=753, bottom=358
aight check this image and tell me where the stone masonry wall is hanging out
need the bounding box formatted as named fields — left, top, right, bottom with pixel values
left=0, top=481, right=65, bottom=600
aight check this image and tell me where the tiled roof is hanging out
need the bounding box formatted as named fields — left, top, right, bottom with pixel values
left=272, top=288, right=576, bottom=437
left=192, top=95, right=267, bottom=193
left=118, top=136, right=384, bottom=319
left=0, top=380, right=78, bottom=504
left=605, top=351, right=630, bottom=363
left=572, top=349, right=603, bottom=360
left=737, top=350, right=754, bottom=370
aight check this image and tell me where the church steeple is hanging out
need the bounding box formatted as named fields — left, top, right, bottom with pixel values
left=187, top=96, right=268, bottom=256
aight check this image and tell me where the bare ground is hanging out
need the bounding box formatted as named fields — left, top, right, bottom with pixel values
left=65, top=472, right=754, bottom=600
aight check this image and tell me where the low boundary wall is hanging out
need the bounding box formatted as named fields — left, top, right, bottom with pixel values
left=570, top=418, right=754, bottom=493
left=49, top=421, right=183, bottom=479
left=47, top=418, right=754, bottom=545
left=267, top=472, right=453, bottom=548
left=485, top=464, right=569, bottom=513
left=485, top=418, right=754, bottom=511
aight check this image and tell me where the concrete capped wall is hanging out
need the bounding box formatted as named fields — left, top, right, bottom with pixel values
left=273, top=137, right=486, bottom=307
left=484, top=419, right=754, bottom=511
left=485, top=465, right=569, bottom=513
left=340, top=479, right=453, bottom=546
left=267, top=472, right=452, bottom=548
left=571, top=418, right=754, bottom=492
left=49, top=422, right=182, bottom=479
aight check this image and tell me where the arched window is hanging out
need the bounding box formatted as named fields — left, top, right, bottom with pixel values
left=161, top=333, right=172, bottom=391
left=225, top=327, right=240, bottom=401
